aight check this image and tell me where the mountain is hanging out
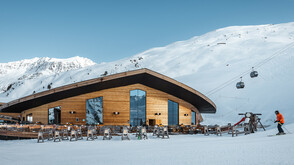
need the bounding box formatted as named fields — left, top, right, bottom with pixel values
left=0, top=56, right=95, bottom=102
left=1, top=22, right=294, bottom=126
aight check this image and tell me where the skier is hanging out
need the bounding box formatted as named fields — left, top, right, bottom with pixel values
left=274, top=110, right=285, bottom=135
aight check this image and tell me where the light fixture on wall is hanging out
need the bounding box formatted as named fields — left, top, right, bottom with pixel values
left=69, top=111, right=76, bottom=114
left=155, top=113, right=161, bottom=115
left=113, top=112, right=120, bottom=115
left=184, top=114, right=189, bottom=116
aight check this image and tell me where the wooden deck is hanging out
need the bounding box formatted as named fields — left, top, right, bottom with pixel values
left=0, top=124, right=206, bottom=140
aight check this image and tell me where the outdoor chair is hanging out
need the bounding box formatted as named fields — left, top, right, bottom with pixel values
left=103, top=128, right=112, bottom=140
left=77, top=127, right=83, bottom=140
left=87, top=128, right=94, bottom=141
left=121, top=127, right=130, bottom=140
left=203, top=126, right=209, bottom=136
left=141, top=127, right=148, bottom=140
left=70, top=130, right=78, bottom=141
left=54, top=130, right=62, bottom=142
left=37, top=131, right=44, bottom=143
left=152, top=125, right=159, bottom=136
left=228, top=126, right=239, bottom=137
left=135, top=127, right=140, bottom=137
left=92, top=128, right=98, bottom=139
left=61, top=129, right=69, bottom=140
left=161, top=126, right=169, bottom=139
left=216, top=126, right=222, bottom=136
left=157, top=127, right=163, bottom=137
left=47, top=129, right=54, bottom=140
left=189, top=127, right=196, bottom=134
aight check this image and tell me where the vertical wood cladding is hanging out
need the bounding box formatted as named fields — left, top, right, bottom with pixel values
left=21, top=84, right=201, bottom=126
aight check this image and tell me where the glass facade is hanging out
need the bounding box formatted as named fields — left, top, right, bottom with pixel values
left=48, top=106, right=61, bottom=124
left=130, top=89, right=146, bottom=127
left=86, top=97, right=103, bottom=125
left=191, top=111, right=196, bottom=125
left=26, top=113, right=33, bottom=123
left=168, top=100, right=179, bottom=126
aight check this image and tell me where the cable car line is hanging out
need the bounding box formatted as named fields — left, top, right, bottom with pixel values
left=205, top=41, right=294, bottom=96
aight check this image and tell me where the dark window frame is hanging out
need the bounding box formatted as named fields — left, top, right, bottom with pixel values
left=168, top=100, right=179, bottom=126
left=86, top=96, right=103, bottom=125
left=130, top=89, right=146, bottom=127
left=48, top=106, right=61, bottom=125
left=191, top=111, right=196, bottom=125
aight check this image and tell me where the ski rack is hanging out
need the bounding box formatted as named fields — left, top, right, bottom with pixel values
left=237, top=112, right=265, bottom=135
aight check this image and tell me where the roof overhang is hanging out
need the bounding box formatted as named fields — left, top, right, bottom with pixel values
left=0, top=68, right=216, bottom=113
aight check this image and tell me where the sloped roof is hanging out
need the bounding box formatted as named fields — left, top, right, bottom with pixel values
left=0, top=68, right=216, bottom=113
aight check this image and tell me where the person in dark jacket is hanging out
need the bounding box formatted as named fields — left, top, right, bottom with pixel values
left=274, top=110, right=285, bottom=135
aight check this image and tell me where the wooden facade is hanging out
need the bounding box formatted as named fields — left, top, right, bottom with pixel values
left=20, top=84, right=201, bottom=126
left=0, top=69, right=216, bottom=126
left=0, top=112, right=21, bottom=119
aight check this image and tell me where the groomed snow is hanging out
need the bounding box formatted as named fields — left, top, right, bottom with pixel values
left=1, top=124, right=294, bottom=165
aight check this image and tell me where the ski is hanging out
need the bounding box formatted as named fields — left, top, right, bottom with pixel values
left=267, top=133, right=286, bottom=137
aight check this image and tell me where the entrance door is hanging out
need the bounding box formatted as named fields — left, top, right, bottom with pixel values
left=149, top=119, right=156, bottom=126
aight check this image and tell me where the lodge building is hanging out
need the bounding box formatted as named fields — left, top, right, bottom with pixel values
left=0, top=69, right=216, bottom=126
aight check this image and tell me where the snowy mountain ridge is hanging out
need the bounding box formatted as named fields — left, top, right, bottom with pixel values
left=1, top=22, right=294, bottom=126
left=0, top=56, right=95, bottom=101
left=0, top=56, right=95, bottom=75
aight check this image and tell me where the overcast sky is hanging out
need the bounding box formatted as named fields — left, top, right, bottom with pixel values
left=0, top=0, right=294, bottom=63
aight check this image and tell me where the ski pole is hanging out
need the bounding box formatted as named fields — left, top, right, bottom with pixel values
left=282, top=125, right=292, bottom=134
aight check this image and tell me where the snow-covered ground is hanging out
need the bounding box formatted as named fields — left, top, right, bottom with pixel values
left=1, top=124, right=294, bottom=165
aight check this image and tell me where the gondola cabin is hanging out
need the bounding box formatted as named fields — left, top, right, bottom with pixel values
left=250, top=71, right=258, bottom=78
left=236, top=81, right=245, bottom=89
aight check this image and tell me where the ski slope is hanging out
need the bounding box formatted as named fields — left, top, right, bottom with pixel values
left=1, top=22, right=294, bottom=126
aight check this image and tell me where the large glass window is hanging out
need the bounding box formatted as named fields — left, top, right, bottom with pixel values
left=191, top=111, right=196, bottom=125
left=168, top=100, right=179, bottom=126
left=26, top=113, right=33, bottom=123
left=48, top=106, right=61, bottom=124
left=86, top=97, right=103, bottom=124
left=130, top=89, right=146, bottom=127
